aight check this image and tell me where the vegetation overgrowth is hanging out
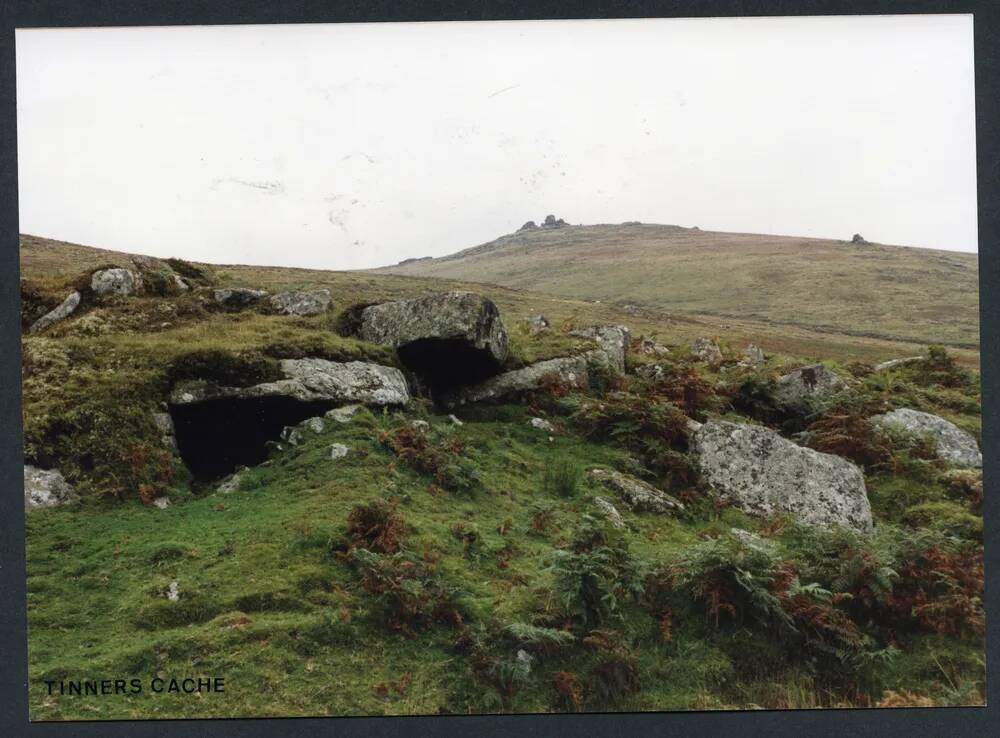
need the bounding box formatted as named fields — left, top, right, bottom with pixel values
left=21, top=235, right=983, bottom=719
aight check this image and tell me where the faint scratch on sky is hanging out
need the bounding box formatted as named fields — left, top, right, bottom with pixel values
left=488, top=84, right=520, bottom=99
left=210, top=178, right=286, bottom=194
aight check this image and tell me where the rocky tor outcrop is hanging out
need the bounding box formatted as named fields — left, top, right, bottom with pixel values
left=690, top=420, right=872, bottom=533
left=872, top=408, right=982, bottom=468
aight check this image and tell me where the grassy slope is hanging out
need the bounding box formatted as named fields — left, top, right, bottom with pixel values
left=21, top=235, right=985, bottom=719
left=377, top=224, right=980, bottom=350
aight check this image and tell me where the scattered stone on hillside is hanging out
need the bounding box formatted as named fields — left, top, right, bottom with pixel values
left=518, top=221, right=539, bottom=232
left=730, top=527, right=776, bottom=553
left=874, top=356, right=925, bottom=372
left=691, top=337, right=723, bottom=366
left=24, top=465, right=77, bottom=509
left=638, top=337, right=670, bottom=356
left=529, top=417, right=555, bottom=432
left=411, top=420, right=430, bottom=432
left=773, top=364, right=844, bottom=410
left=166, top=581, right=180, bottom=602
left=587, top=468, right=685, bottom=515
left=541, top=215, right=567, bottom=228
left=445, top=354, right=590, bottom=407
left=593, top=496, right=625, bottom=529
left=170, top=358, right=410, bottom=406
left=213, top=288, right=269, bottom=309
left=301, top=417, right=325, bottom=434
left=516, top=649, right=535, bottom=675
left=448, top=414, right=464, bottom=426
left=358, top=291, right=509, bottom=389
left=153, top=411, right=178, bottom=451
left=872, top=408, right=982, bottom=468
left=852, top=233, right=868, bottom=244
left=91, top=268, right=142, bottom=297
left=690, top=420, right=873, bottom=533
left=28, top=291, right=81, bottom=334
left=527, top=314, right=550, bottom=334
left=217, top=468, right=248, bottom=494
left=280, top=426, right=304, bottom=446
left=152, top=497, right=171, bottom=510
left=570, top=325, right=630, bottom=373
left=326, top=404, right=362, bottom=423
left=173, top=274, right=190, bottom=291
left=269, top=288, right=332, bottom=316
left=330, top=443, right=350, bottom=460
left=636, top=364, right=668, bottom=382
left=741, top=344, right=766, bottom=367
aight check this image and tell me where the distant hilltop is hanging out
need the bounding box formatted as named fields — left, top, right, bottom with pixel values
left=376, top=220, right=979, bottom=349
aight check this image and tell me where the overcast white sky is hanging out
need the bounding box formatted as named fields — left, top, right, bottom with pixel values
left=16, top=15, right=977, bottom=270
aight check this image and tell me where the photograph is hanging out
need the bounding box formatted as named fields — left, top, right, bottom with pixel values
left=16, top=14, right=985, bottom=720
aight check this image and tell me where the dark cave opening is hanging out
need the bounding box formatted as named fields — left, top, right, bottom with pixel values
left=169, top=396, right=338, bottom=481
left=396, top=338, right=502, bottom=394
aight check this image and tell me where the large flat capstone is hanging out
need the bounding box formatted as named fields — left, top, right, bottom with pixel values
left=169, top=358, right=410, bottom=406
left=358, top=291, right=508, bottom=389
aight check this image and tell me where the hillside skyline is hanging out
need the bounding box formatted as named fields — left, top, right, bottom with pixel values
left=16, top=16, right=977, bottom=270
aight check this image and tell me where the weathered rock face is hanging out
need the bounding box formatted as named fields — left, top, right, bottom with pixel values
left=570, top=326, right=630, bottom=373
left=326, top=404, right=362, bottom=423
left=518, top=221, right=539, bottom=232
left=691, top=337, right=723, bottom=366
left=593, top=497, right=625, bottom=528
left=168, top=358, right=408, bottom=479
left=213, top=288, right=269, bottom=309
left=852, top=233, right=868, bottom=244
left=542, top=214, right=567, bottom=228
left=269, top=288, right=332, bottom=316
left=773, top=364, right=844, bottom=410
left=444, top=354, right=591, bottom=407
left=587, top=468, right=685, bottom=514
left=24, top=465, right=77, bottom=509
left=691, top=420, right=873, bottom=533
left=153, top=411, right=178, bottom=451
left=872, top=408, right=982, bottom=468
left=170, top=359, right=409, bottom=406
left=91, top=268, right=141, bottom=297
left=359, top=291, right=509, bottom=390
left=28, top=291, right=81, bottom=334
